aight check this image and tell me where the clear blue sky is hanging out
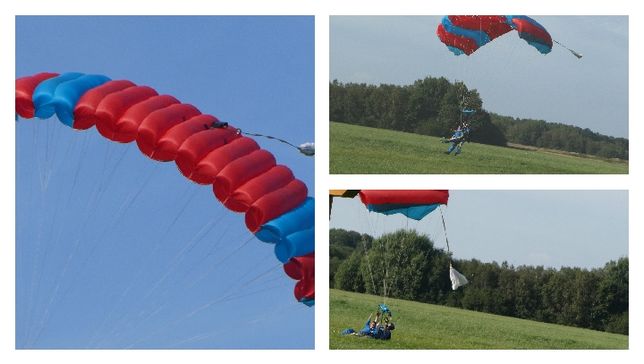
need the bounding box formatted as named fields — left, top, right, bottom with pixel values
left=330, top=16, right=628, bottom=138
left=15, top=16, right=314, bottom=349
left=330, top=191, right=628, bottom=270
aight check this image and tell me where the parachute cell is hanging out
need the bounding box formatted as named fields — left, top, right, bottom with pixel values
left=15, top=71, right=315, bottom=305
left=284, top=253, right=314, bottom=304
left=16, top=72, right=59, bottom=118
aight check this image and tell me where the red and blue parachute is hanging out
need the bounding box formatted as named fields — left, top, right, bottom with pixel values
left=16, top=72, right=314, bottom=306
left=359, top=190, right=449, bottom=220
left=437, top=15, right=553, bottom=56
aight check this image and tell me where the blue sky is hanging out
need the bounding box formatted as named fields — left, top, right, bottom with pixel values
left=330, top=190, right=628, bottom=270
left=15, top=16, right=314, bottom=349
left=330, top=16, right=628, bottom=138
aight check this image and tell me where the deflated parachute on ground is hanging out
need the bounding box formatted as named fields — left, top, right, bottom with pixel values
left=437, top=15, right=553, bottom=56
left=15, top=72, right=314, bottom=306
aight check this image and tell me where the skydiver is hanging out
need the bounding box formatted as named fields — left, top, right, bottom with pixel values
left=443, top=123, right=470, bottom=155
left=341, top=311, right=379, bottom=337
left=340, top=309, right=394, bottom=340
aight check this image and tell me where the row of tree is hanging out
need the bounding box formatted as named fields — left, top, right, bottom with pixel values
left=330, top=228, right=629, bottom=335
left=330, top=78, right=628, bottom=160
left=492, top=114, right=628, bottom=160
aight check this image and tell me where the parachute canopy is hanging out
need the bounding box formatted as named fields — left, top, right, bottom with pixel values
left=359, top=190, right=449, bottom=220
left=437, top=15, right=553, bottom=56
left=16, top=72, right=314, bottom=305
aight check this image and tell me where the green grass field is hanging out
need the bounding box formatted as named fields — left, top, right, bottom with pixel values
left=330, top=289, right=628, bottom=349
left=330, top=122, right=628, bottom=174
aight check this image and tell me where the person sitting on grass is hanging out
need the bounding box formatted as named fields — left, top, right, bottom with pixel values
left=341, top=310, right=394, bottom=340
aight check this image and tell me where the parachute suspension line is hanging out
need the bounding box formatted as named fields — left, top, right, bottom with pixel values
left=383, top=233, right=389, bottom=303
left=90, top=186, right=199, bottom=343
left=439, top=205, right=451, bottom=256
left=360, top=214, right=379, bottom=296
left=460, top=93, right=466, bottom=125
left=119, top=233, right=262, bottom=344
left=115, top=234, right=260, bottom=346
left=187, top=233, right=256, bottom=290
left=25, top=121, right=73, bottom=346
left=187, top=260, right=284, bottom=317
left=131, top=264, right=290, bottom=349
left=65, top=133, right=91, bottom=205
left=57, top=147, right=144, bottom=294
left=361, top=234, right=379, bottom=297
left=359, top=210, right=380, bottom=296
left=51, top=165, right=159, bottom=340
left=90, top=144, right=131, bottom=213
left=89, top=212, right=221, bottom=347
left=171, top=220, right=237, bottom=292
left=140, top=215, right=224, bottom=301
left=130, top=216, right=240, bottom=334
left=553, top=39, right=583, bottom=59
left=387, top=229, right=410, bottom=304
left=25, top=123, right=59, bottom=346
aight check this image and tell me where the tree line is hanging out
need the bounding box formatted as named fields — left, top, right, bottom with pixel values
left=330, top=228, right=629, bottom=335
left=492, top=114, right=628, bottom=160
left=330, top=78, right=628, bottom=160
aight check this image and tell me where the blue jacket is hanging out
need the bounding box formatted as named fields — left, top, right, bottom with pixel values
left=359, top=320, right=374, bottom=336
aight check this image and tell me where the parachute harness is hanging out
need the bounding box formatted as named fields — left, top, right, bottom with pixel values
left=205, top=120, right=314, bottom=156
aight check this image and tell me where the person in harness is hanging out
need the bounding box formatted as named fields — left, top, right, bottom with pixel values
left=443, top=109, right=474, bottom=155
left=443, top=123, right=470, bottom=155
left=341, top=304, right=395, bottom=340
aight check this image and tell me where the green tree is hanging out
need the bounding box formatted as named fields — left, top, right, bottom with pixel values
left=334, top=251, right=366, bottom=292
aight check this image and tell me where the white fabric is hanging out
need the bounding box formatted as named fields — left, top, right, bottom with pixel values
left=449, top=265, right=469, bottom=290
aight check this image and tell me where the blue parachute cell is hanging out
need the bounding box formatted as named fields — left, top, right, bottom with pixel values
left=36, top=73, right=111, bottom=125
left=274, top=227, right=315, bottom=263
left=255, top=197, right=314, bottom=243
left=366, top=203, right=440, bottom=221
left=33, top=72, right=85, bottom=119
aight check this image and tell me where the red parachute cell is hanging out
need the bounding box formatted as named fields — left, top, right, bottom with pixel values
left=136, top=103, right=201, bottom=160
left=224, top=165, right=295, bottom=212
left=111, top=95, right=181, bottom=143
left=284, top=253, right=314, bottom=302
left=15, top=72, right=59, bottom=118
left=95, top=86, right=159, bottom=140
left=245, top=179, right=308, bottom=232
left=74, top=80, right=137, bottom=130
left=213, top=149, right=276, bottom=203
left=154, top=115, right=233, bottom=162
left=183, top=137, right=260, bottom=185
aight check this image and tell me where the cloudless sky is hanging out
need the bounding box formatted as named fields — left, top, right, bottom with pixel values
left=330, top=16, right=628, bottom=138
left=15, top=16, right=314, bottom=349
left=330, top=190, right=628, bottom=270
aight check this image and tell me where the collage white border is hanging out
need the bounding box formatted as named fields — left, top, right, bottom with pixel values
left=1, top=0, right=640, bottom=362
